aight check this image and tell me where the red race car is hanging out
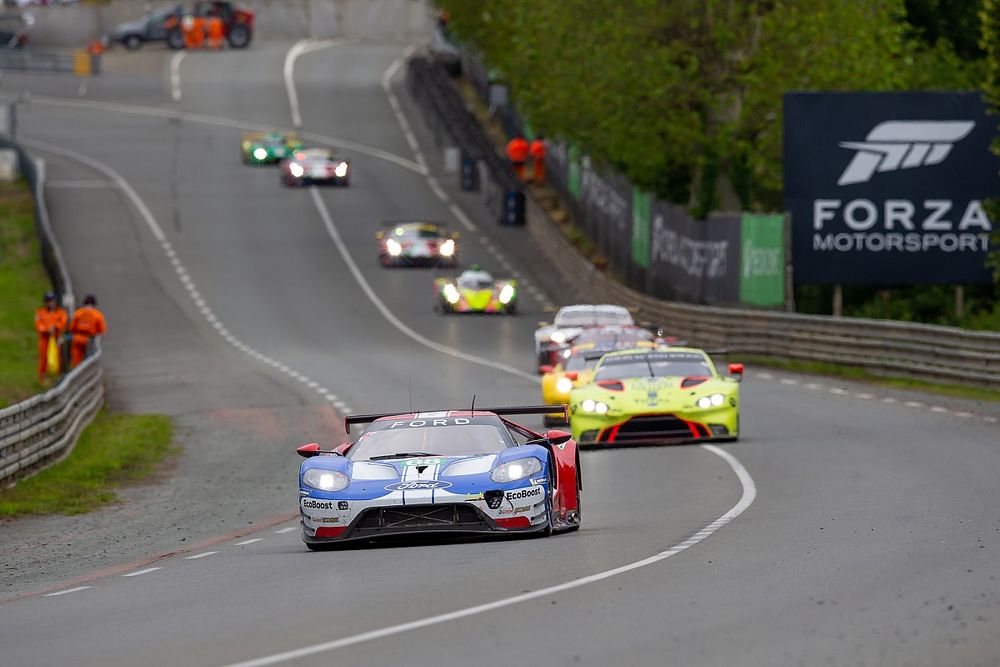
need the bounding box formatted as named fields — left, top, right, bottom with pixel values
left=280, top=149, right=351, bottom=187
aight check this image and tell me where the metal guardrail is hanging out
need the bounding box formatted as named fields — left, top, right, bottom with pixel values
left=0, top=141, right=104, bottom=487
left=0, top=352, right=103, bottom=487
left=406, top=56, right=1000, bottom=389
left=0, top=49, right=100, bottom=75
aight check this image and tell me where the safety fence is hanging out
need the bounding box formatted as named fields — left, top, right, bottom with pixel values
left=0, top=49, right=100, bottom=75
left=405, top=57, right=1000, bottom=388
left=0, top=137, right=104, bottom=487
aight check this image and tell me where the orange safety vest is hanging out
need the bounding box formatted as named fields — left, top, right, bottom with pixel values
left=506, top=137, right=529, bottom=163
left=35, top=306, right=68, bottom=336
left=529, top=139, right=546, bottom=160
left=69, top=306, right=107, bottom=338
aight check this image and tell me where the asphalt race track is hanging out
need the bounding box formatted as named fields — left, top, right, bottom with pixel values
left=2, top=37, right=1000, bottom=667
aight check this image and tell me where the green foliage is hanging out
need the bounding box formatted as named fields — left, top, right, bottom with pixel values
left=906, top=0, right=985, bottom=59
left=0, top=412, right=175, bottom=517
left=0, top=181, right=54, bottom=407
left=980, top=0, right=1000, bottom=282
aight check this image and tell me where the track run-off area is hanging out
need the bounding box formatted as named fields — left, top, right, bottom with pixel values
left=1, top=35, right=999, bottom=667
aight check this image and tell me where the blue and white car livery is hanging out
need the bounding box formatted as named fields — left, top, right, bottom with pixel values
left=296, top=406, right=582, bottom=549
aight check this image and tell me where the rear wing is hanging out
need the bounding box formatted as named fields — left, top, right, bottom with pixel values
left=380, top=219, right=447, bottom=227
left=345, top=405, right=567, bottom=433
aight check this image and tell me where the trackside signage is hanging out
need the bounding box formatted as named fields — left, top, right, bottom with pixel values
left=783, top=92, right=999, bottom=284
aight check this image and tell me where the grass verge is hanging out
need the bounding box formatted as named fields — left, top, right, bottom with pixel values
left=741, top=355, right=1000, bottom=403
left=0, top=411, right=175, bottom=517
left=0, top=180, right=53, bottom=407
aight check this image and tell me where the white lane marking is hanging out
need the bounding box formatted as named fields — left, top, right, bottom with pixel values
left=21, top=138, right=355, bottom=414
left=805, top=383, right=824, bottom=390
left=829, top=388, right=848, bottom=395
left=904, top=401, right=925, bottom=408
left=779, top=378, right=798, bottom=386
left=185, top=551, right=219, bottom=560
left=985, top=416, right=999, bottom=423
left=45, top=586, right=91, bottom=597
left=223, top=444, right=755, bottom=667
left=309, top=189, right=535, bottom=382
left=855, top=393, right=874, bottom=400
left=284, top=38, right=355, bottom=128
left=274, top=527, right=297, bottom=534
left=236, top=539, right=262, bottom=546
left=882, top=397, right=898, bottom=403
left=170, top=51, right=186, bottom=102
left=930, top=406, right=948, bottom=413
left=955, top=411, right=974, bottom=418
left=123, top=567, right=162, bottom=578
left=77, top=80, right=87, bottom=97
left=757, top=372, right=773, bottom=380
left=28, top=95, right=425, bottom=175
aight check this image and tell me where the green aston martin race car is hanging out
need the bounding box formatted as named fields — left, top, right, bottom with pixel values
left=240, top=130, right=304, bottom=165
left=568, top=348, right=743, bottom=446
left=434, top=265, right=517, bottom=314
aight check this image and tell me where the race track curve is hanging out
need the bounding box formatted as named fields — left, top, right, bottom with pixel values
left=1, top=35, right=999, bottom=667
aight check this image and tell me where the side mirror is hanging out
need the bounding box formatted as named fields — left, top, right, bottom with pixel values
left=537, top=321, right=550, bottom=328
left=539, top=364, right=554, bottom=374
left=728, top=363, right=745, bottom=381
left=546, top=429, right=572, bottom=445
left=564, top=372, right=578, bottom=381
left=297, top=443, right=322, bottom=458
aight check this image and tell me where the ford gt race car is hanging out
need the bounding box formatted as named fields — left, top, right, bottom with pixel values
left=296, top=406, right=582, bottom=548
left=280, top=149, right=350, bottom=187
left=241, top=130, right=303, bottom=165
left=568, top=348, right=743, bottom=446
left=377, top=221, right=459, bottom=268
left=434, top=265, right=517, bottom=314
left=534, top=304, right=635, bottom=371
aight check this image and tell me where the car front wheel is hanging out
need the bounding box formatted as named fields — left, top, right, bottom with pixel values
left=123, top=34, right=143, bottom=50
left=227, top=24, right=251, bottom=49
left=167, top=27, right=184, bottom=50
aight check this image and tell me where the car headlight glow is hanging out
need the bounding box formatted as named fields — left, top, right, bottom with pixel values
left=302, top=468, right=349, bottom=492
left=562, top=349, right=572, bottom=358
left=556, top=377, right=574, bottom=394
left=581, top=399, right=596, bottom=412
left=490, top=457, right=543, bottom=483
left=443, top=283, right=460, bottom=304
left=498, top=284, right=515, bottom=304
left=440, top=239, right=455, bottom=257
left=334, top=162, right=349, bottom=178
left=550, top=331, right=566, bottom=344
left=594, top=401, right=609, bottom=415
left=697, top=393, right=725, bottom=409
left=253, top=147, right=268, bottom=160
left=386, top=239, right=402, bottom=256
left=289, top=163, right=304, bottom=178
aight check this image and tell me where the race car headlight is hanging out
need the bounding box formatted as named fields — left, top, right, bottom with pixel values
left=289, top=163, right=305, bottom=178
left=490, top=457, right=543, bottom=483
left=498, top=284, right=515, bottom=304
left=334, top=162, right=349, bottom=178
left=594, top=401, right=609, bottom=415
left=440, top=239, right=455, bottom=257
left=443, top=284, right=460, bottom=304
left=581, top=399, right=596, bottom=413
left=302, top=469, right=349, bottom=492
left=253, top=147, right=268, bottom=160
left=696, top=393, right=725, bottom=409
left=556, top=377, right=574, bottom=394
left=386, top=239, right=402, bottom=256
left=562, top=349, right=572, bottom=359
left=549, top=331, right=566, bottom=344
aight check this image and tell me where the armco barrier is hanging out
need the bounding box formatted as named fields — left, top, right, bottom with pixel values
left=0, top=49, right=100, bottom=75
left=405, top=58, right=1000, bottom=388
left=0, top=352, right=104, bottom=487
left=0, top=140, right=103, bottom=487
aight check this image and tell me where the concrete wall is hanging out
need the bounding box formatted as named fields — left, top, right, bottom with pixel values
left=22, top=0, right=431, bottom=47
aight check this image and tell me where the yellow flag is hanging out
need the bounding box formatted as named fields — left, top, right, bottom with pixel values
left=47, top=337, right=60, bottom=375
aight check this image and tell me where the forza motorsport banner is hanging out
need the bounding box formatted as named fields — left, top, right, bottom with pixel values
left=783, top=92, right=999, bottom=285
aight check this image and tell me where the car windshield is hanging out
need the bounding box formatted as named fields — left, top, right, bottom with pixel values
left=594, top=352, right=713, bottom=381
left=394, top=226, right=443, bottom=239
left=348, top=416, right=511, bottom=461
left=458, top=272, right=493, bottom=289
left=555, top=308, right=632, bottom=326
left=573, top=328, right=653, bottom=346
left=565, top=353, right=601, bottom=371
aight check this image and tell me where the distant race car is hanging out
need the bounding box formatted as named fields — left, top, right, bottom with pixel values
left=540, top=331, right=661, bottom=426
left=377, top=221, right=459, bottom=268
left=280, top=149, right=350, bottom=187
left=568, top=348, right=743, bottom=446
left=241, top=130, right=303, bottom=165
left=296, top=405, right=582, bottom=548
left=434, top=265, right=517, bottom=314
left=534, top=304, right=635, bottom=371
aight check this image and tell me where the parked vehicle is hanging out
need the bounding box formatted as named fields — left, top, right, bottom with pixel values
left=110, top=4, right=181, bottom=51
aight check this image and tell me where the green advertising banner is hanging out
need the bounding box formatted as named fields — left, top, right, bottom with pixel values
left=631, top=188, right=651, bottom=269
left=567, top=144, right=582, bottom=200
left=739, top=213, right=785, bottom=307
